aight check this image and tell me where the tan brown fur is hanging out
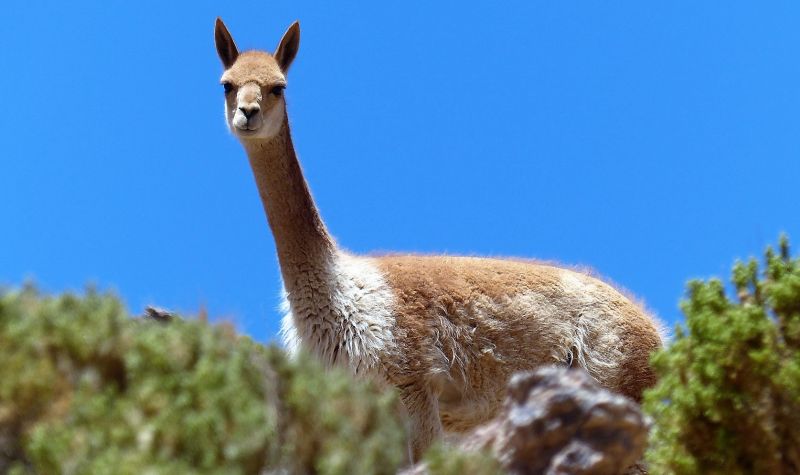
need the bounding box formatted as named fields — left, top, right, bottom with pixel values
left=372, top=256, right=660, bottom=455
left=221, top=51, right=287, bottom=88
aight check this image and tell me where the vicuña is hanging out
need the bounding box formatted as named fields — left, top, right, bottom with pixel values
left=214, top=18, right=663, bottom=460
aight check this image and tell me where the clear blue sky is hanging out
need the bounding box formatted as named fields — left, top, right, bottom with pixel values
left=2, top=2, right=798, bottom=342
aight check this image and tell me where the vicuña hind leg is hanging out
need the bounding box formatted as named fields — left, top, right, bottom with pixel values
left=400, top=385, right=442, bottom=462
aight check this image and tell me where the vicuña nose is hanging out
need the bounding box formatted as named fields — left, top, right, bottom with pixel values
left=239, top=105, right=260, bottom=119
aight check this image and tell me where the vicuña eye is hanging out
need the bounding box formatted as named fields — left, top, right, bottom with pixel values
left=222, top=82, right=233, bottom=94
left=271, top=85, right=285, bottom=96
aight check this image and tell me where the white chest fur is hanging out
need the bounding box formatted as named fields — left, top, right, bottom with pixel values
left=280, top=253, right=396, bottom=376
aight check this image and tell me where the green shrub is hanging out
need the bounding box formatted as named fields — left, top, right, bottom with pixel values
left=422, top=444, right=503, bottom=475
left=644, top=235, right=800, bottom=474
left=0, top=285, right=405, bottom=474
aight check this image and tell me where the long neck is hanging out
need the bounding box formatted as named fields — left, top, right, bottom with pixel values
left=242, top=113, right=337, bottom=292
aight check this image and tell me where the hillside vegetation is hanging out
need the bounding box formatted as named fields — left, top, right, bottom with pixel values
left=0, top=286, right=406, bottom=474
left=644, top=235, right=800, bottom=474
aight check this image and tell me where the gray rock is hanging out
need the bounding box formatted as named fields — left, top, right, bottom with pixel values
left=404, top=367, right=649, bottom=475
left=462, top=367, right=648, bottom=475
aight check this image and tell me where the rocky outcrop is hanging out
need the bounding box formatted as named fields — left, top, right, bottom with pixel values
left=407, top=367, right=649, bottom=475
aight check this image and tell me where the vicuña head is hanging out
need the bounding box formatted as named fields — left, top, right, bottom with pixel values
left=213, top=18, right=664, bottom=464
left=215, top=18, right=298, bottom=141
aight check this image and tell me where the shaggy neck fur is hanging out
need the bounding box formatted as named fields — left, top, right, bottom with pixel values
left=242, top=113, right=337, bottom=292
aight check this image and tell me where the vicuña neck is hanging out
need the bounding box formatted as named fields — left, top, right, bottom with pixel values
left=242, top=114, right=337, bottom=292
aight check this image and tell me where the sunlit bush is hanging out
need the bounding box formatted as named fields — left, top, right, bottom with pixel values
left=644, top=236, right=800, bottom=474
left=0, top=286, right=405, bottom=474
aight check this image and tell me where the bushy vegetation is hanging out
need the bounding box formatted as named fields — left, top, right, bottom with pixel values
left=644, top=235, right=800, bottom=474
left=422, top=444, right=503, bottom=475
left=0, top=286, right=406, bottom=474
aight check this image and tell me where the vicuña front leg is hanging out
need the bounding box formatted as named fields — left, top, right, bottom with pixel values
left=400, top=385, right=442, bottom=462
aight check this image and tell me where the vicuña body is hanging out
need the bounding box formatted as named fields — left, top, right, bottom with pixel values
left=214, top=18, right=663, bottom=460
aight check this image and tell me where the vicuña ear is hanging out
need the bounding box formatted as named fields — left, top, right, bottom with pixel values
left=215, top=18, right=239, bottom=69
left=274, top=21, right=300, bottom=73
